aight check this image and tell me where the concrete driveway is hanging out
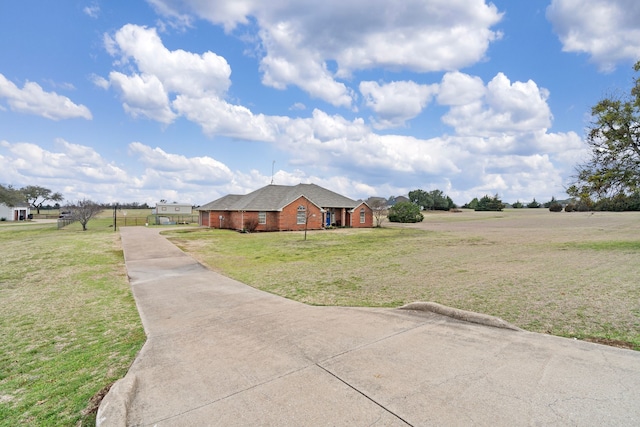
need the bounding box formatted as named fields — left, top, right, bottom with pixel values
left=98, top=226, right=640, bottom=426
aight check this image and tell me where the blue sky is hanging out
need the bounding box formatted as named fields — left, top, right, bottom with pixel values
left=1, top=0, right=639, bottom=206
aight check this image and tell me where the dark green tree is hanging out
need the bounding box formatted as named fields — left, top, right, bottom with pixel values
left=569, top=60, right=640, bottom=200
left=408, top=189, right=432, bottom=210
left=527, top=198, right=541, bottom=208
left=0, top=184, right=23, bottom=206
left=21, top=185, right=63, bottom=214
left=464, top=197, right=479, bottom=210
left=387, top=201, right=424, bottom=223
left=409, top=189, right=455, bottom=211
left=474, top=194, right=504, bottom=211
left=512, top=200, right=523, bottom=208
left=429, top=189, right=454, bottom=210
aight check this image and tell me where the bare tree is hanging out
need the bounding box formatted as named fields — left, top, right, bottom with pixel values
left=368, top=198, right=388, bottom=227
left=302, top=199, right=318, bottom=241
left=67, top=199, right=103, bottom=231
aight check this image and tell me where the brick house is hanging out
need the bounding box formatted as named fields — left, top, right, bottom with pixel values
left=197, top=183, right=373, bottom=231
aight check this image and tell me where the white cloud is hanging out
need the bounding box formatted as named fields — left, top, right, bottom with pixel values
left=101, top=24, right=232, bottom=122
left=108, top=72, right=177, bottom=124
left=0, top=138, right=383, bottom=205
left=172, top=95, right=280, bottom=140
left=83, top=3, right=100, bottom=18
left=148, top=0, right=503, bottom=106
left=128, top=142, right=233, bottom=184
left=109, top=24, right=231, bottom=97
left=440, top=72, right=552, bottom=142
left=437, top=71, right=486, bottom=106
left=0, top=139, right=128, bottom=196
left=271, top=110, right=463, bottom=178
left=258, top=21, right=354, bottom=108
left=0, top=74, right=92, bottom=121
left=360, top=80, right=438, bottom=128
left=147, top=0, right=251, bottom=32
left=547, top=0, right=640, bottom=71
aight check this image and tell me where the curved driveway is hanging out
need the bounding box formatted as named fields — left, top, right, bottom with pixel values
left=98, top=226, right=640, bottom=426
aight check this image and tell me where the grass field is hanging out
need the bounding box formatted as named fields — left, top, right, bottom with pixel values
left=165, top=209, right=640, bottom=350
left=0, top=218, right=145, bottom=426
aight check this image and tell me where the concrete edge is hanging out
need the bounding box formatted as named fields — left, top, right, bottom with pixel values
left=96, top=374, right=137, bottom=427
left=399, top=301, right=523, bottom=331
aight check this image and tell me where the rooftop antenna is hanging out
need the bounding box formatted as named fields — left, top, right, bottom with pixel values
left=270, top=160, right=275, bottom=185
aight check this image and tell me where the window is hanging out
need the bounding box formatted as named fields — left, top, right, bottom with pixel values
left=175, top=207, right=180, bottom=211
left=297, top=205, right=306, bottom=224
left=258, top=211, right=266, bottom=224
left=360, top=208, right=366, bottom=223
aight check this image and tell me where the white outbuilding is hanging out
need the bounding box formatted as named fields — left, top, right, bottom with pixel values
left=0, top=202, right=31, bottom=221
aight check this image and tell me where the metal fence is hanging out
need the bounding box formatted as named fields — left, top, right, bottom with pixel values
left=56, top=214, right=199, bottom=229
left=146, top=214, right=199, bottom=226
left=57, top=219, right=75, bottom=229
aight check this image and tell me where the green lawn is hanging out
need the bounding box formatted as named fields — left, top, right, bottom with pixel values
left=0, top=220, right=145, bottom=426
left=166, top=210, right=640, bottom=350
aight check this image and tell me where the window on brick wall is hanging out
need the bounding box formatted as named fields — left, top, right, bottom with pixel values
left=297, top=205, right=306, bottom=224
left=258, top=211, right=266, bottom=224
left=360, top=208, right=365, bottom=223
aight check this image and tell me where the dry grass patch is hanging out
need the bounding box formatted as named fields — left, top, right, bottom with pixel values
left=167, top=210, right=640, bottom=350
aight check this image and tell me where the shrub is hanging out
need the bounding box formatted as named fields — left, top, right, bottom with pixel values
left=388, top=201, right=424, bottom=223
left=574, top=200, right=592, bottom=211
left=549, top=202, right=563, bottom=212
left=244, top=218, right=259, bottom=232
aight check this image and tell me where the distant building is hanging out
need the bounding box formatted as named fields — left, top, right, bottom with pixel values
left=0, top=202, right=30, bottom=221
left=154, top=202, right=192, bottom=215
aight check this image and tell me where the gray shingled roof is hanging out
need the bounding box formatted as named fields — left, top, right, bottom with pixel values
left=197, top=194, right=244, bottom=211
left=197, top=184, right=359, bottom=211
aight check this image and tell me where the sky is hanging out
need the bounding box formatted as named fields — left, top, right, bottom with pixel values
left=1, top=1, right=640, bottom=206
